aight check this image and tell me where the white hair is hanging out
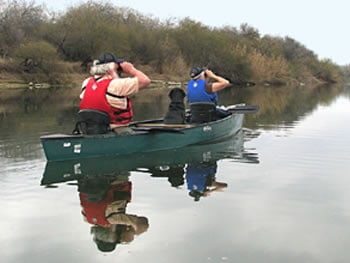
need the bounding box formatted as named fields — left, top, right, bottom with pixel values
left=90, top=61, right=115, bottom=75
left=91, top=226, right=117, bottom=243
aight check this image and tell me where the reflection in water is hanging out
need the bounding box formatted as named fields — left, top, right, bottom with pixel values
left=78, top=174, right=149, bottom=252
left=186, top=161, right=226, bottom=201
left=41, top=130, right=258, bottom=251
left=143, top=158, right=227, bottom=201
left=2, top=84, right=350, bottom=262
left=137, top=128, right=260, bottom=201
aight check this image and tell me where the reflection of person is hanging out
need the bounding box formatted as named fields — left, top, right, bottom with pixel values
left=185, top=161, right=227, bottom=201
left=80, top=52, right=151, bottom=128
left=147, top=165, right=185, bottom=187
left=78, top=175, right=149, bottom=252
left=144, top=161, right=227, bottom=201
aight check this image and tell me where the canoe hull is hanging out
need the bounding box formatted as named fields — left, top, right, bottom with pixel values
left=40, top=113, right=244, bottom=161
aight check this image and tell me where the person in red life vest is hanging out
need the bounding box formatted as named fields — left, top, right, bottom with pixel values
left=78, top=175, right=149, bottom=253
left=80, top=52, right=151, bottom=129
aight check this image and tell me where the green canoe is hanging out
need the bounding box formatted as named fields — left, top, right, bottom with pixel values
left=40, top=104, right=258, bottom=162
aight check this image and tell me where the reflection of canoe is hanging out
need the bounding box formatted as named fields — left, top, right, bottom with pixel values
left=41, top=130, right=258, bottom=185
left=40, top=112, right=244, bottom=162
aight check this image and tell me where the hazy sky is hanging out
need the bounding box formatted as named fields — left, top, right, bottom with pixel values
left=36, top=0, right=349, bottom=65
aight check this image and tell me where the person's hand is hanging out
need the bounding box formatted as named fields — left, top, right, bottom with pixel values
left=119, top=61, right=135, bottom=74
left=204, top=69, right=230, bottom=92
left=204, top=69, right=216, bottom=78
left=118, top=61, right=151, bottom=88
left=135, top=216, right=149, bottom=234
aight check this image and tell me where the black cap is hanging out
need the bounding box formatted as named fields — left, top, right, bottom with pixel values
left=189, top=190, right=203, bottom=201
left=95, top=239, right=117, bottom=252
left=190, top=66, right=205, bottom=79
left=96, top=52, right=124, bottom=65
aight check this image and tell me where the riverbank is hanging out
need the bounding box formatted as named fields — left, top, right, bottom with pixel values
left=0, top=69, right=189, bottom=90
left=0, top=70, right=83, bottom=89
left=0, top=63, right=341, bottom=89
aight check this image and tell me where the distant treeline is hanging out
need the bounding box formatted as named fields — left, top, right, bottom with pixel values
left=0, top=0, right=345, bottom=85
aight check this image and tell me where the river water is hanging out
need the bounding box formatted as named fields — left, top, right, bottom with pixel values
left=1, top=83, right=350, bottom=263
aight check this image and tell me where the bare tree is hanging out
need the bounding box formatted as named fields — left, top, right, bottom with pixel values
left=0, top=0, right=49, bottom=57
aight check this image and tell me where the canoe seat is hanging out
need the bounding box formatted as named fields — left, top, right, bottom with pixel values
left=73, top=109, right=110, bottom=135
left=189, top=102, right=216, bottom=123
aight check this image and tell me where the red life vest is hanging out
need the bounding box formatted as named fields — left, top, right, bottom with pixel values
left=80, top=193, right=111, bottom=226
left=80, top=182, right=132, bottom=227
left=80, top=77, right=133, bottom=125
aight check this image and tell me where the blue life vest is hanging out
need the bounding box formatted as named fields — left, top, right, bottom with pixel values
left=187, top=79, right=219, bottom=105
left=186, top=163, right=217, bottom=191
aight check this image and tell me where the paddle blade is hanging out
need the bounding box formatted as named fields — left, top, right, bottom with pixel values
left=226, top=104, right=259, bottom=114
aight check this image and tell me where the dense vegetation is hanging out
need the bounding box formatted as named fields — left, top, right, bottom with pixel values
left=0, top=0, right=346, bottom=86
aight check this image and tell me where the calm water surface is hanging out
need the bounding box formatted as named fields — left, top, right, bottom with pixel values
left=1, top=84, right=350, bottom=263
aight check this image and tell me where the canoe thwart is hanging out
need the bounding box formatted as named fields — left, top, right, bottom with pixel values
left=131, top=126, right=185, bottom=133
